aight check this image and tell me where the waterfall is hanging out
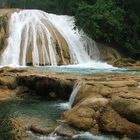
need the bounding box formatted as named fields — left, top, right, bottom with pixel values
left=57, top=83, right=81, bottom=109
left=47, top=14, right=100, bottom=64
left=0, top=10, right=58, bottom=66
left=69, top=83, right=81, bottom=108
left=0, top=9, right=102, bottom=67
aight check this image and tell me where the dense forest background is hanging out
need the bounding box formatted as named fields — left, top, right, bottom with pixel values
left=0, top=0, right=140, bottom=59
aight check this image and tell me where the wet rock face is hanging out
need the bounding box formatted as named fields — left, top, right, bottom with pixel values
left=0, top=9, right=19, bottom=52
left=97, top=43, right=122, bottom=62
left=0, top=16, right=7, bottom=51
left=109, top=58, right=140, bottom=70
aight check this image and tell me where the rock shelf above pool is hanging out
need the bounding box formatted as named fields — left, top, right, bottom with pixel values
left=0, top=67, right=140, bottom=139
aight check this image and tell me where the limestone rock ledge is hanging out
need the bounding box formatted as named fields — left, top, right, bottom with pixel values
left=0, top=67, right=140, bottom=139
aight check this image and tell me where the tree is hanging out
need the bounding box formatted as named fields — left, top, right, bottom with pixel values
left=75, top=0, right=140, bottom=58
left=75, top=0, right=124, bottom=43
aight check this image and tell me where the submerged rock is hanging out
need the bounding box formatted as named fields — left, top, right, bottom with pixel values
left=10, top=116, right=56, bottom=140
left=30, top=125, right=55, bottom=135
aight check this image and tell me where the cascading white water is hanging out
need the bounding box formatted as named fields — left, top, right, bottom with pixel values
left=47, top=14, right=100, bottom=64
left=57, top=83, right=81, bottom=110
left=69, top=83, right=81, bottom=108
left=0, top=9, right=114, bottom=69
left=0, top=10, right=58, bottom=66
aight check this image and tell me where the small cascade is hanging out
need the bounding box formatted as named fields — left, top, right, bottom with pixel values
left=0, top=9, right=102, bottom=67
left=69, top=83, right=81, bottom=108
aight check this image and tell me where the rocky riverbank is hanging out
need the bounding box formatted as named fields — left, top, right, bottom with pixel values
left=0, top=67, right=140, bottom=139
left=62, top=74, right=140, bottom=138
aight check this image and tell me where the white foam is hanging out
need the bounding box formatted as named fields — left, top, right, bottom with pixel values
left=57, top=102, right=69, bottom=109
left=73, top=132, right=119, bottom=140
left=69, top=83, right=81, bottom=108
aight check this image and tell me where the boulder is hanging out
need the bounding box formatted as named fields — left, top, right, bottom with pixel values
left=62, top=97, right=109, bottom=134
left=54, top=123, right=80, bottom=137
left=30, top=125, right=55, bottom=135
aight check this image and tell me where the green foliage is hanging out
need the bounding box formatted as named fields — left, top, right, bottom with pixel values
left=75, top=0, right=124, bottom=43
left=75, top=0, right=140, bottom=58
